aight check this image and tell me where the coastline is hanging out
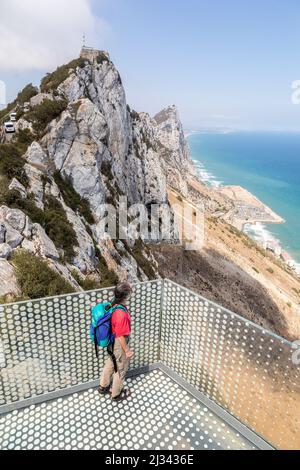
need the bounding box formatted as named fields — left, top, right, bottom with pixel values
left=188, top=134, right=300, bottom=275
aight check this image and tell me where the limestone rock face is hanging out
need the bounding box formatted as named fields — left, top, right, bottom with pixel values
left=0, top=223, right=6, bottom=243
left=3, top=225, right=23, bottom=249
left=0, top=207, right=26, bottom=232
left=8, top=179, right=27, bottom=199
left=63, top=204, right=96, bottom=273
left=0, top=260, right=19, bottom=297
left=31, top=224, right=60, bottom=260
left=16, top=118, right=33, bottom=132
left=154, top=105, right=189, bottom=163
left=24, top=164, right=45, bottom=209
left=50, top=58, right=191, bottom=207
left=154, top=105, right=195, bottom=196
left=24, top=142, right=49, bottom=170
left=0, top=244, right=12, bottom=259
left=0, top=51, right=193, bottom=298
left=30, top=92, right=53, bottom=107
left=46, top=111, right=78, bottom=171
left=0, top=206, right=25, bottom=248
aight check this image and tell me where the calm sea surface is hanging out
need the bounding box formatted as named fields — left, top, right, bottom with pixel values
left=188, top=131, right=300, bottom=266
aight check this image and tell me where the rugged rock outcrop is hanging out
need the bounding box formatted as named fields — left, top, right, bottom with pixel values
left=0, top=49, right=299, bottom=343
left=0, top=50, right=192, bottom=299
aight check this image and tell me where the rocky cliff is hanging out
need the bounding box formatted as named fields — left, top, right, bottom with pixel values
left=0, top=50, right=192, bottom=300
left=0, top=49, right=299, bottom=341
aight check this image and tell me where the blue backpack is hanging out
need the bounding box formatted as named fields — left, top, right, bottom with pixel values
left=90, top=302, right=127, bottom=357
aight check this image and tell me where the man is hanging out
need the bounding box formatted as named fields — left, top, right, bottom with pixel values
left=98, top=282, right=134, bottom=402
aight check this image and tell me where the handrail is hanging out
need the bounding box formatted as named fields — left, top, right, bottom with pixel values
left=165, top=279, right=295, bottom=349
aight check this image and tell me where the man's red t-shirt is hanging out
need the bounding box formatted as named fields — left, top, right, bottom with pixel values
left=111, top=307, right=131, bottom=338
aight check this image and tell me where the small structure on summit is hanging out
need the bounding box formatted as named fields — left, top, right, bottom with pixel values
left=80, top=46, right=110, bottom=63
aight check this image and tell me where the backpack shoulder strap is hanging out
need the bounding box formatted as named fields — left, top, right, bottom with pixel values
left=111, top=304, right=128, bottom=313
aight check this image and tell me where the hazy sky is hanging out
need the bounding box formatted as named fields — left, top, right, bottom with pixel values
left=1, top=0, right=300, bottom=130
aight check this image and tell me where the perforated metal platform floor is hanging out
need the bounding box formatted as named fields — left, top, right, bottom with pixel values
left=0, top=369, right=264, bottom=450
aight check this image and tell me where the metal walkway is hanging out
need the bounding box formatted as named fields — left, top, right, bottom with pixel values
left=0, top=369, right=264, bottom=450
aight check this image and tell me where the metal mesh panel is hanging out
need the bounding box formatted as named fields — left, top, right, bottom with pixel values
left=1, top=278, right=299, bottom=449
left=160, top=280, right=300, bottom=450
left=0, top=280, right=162, bottom=406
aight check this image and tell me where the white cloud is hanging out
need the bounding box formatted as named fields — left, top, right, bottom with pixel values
left=0, top=0, right=110, bottom=71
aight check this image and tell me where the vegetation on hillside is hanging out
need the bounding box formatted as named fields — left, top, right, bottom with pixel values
left=0, top=141, right=30, bottom=188
left=97, top=252, right=119, bottom=287
left=96, top=52, right=110, bottom=65
left=43, top=195, right=78, bottom=261
left=71, top=269, right=100, bottom=291
left=41, top=58, right=86, bottom=93
left=0, top=83, right=37, bottom=123
left=92, top=242, right=119, bottom=288
left=53, top=171, right=95, bottom=224
left=13, top=250, right=74, bottom=300
left=129, top=108, right=140, bottom=122
left=132, top=239, right=156, bottom=280
left=0, top=184, right=78, bottom=262
left=17, top=83, right=38, bottom=105
left=25, top=99, right=68, bottom=135
left=0, top=102, right=16, bottom=123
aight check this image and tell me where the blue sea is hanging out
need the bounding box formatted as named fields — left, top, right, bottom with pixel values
left=187, top=131, right=300, bottom=268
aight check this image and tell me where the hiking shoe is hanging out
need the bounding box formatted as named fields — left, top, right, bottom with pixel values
left=112, top=389, right=131, bottom=402
left=98, top=386, right=110, bottom=396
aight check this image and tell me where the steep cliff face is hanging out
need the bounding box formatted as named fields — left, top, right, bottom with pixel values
left=1, top=50, right=299, bottom=342
left=0, top=51, right=191, bottom=300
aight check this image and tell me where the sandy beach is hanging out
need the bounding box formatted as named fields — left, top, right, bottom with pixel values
left=217, top=185, right=285, bottom=230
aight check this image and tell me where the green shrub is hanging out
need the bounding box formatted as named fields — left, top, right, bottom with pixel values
left=13, top=250, right=74, bottom=300
left=0, top=185, right=78, bottom=262
left=0, top=143, right=29, bottom=187
left=53, top=171, right=95, bottom=224
left=97, top=253, right=119, bottom=288
left=267, top=267, right=274, bottom=274
left=16, top=129, right=35, bottom=147
left=0, top=101, right=17, bottom=123
left=0, top=189, right=45, bottom=224
left=0, top=84, right=37, bottom=124
left=101, top=161, right=114, bottom=179
left=44, top=195, right=78, bottom=261
left=41, top=58, right=86, bottom=93
left=26, top=99, right=67, bottom=135
left=129, top=108, right=140, bottom=121
left=71, top=269, right=101, bottom=291
left=132, top=239, right=156, bottom=280
left=17, top=83, right=38, bottom=104
left=96, top=52, right=110, bottom=65
left=16, top=109, right=25, bottom=121
left=252, top=266, right=260, bottom=274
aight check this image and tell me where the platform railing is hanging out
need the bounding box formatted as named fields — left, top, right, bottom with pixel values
left=0, top=279, right=299, bottom=449
left=161, top=280, right=300, bottom=450
left=0, top=280, right=162, bottom=407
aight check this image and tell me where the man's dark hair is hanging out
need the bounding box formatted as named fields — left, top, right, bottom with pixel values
left=113, top=282, right=132, bottom=305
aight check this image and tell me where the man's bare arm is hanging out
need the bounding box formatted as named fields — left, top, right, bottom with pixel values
left=118, top=336, right=134, bottom=359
